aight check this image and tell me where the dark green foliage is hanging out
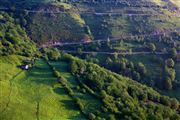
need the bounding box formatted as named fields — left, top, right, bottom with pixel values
left=42, top=48, right=61, bottom=60
left=48, top=48, right=61, bottom=60
left=70, top=60, right=78, bottom=74
left=137, top=62, right=147, bottom=76
left=163, top=59, right=176, bottom=90
left=88, top=113, right=96, bottom=120
left=104, top=57, right=145, bottom=82
left=171, top=98, right=179, bottom=110
left=168, top=48, right=177, bottom=59
left=164, top=77, right=173, bottom=90
left=166, top=58, right=175, bottom=68
left=108, top=114, right=116, bottom=120
left=0, top=12, right=36, bottom=56
left=66, top=55, right=180, bottom=119
left=146, top=43, right=156, bottom=52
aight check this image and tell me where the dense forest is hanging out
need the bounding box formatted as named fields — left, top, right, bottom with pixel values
left=0, top=0, right=180, bottom=120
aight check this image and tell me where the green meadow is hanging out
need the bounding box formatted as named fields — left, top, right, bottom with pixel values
left=0, top=56, right=85, bottom=120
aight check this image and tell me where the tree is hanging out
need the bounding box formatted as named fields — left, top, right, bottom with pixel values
left=147, top=43, right=156, bottom=52
left=89, top=113, right=96, bottom=120
left=106, top=57, right=112, bottom=65
left=48, top=48, right=61, bottom=60
left=160, top=96, right=171, bottom=106
left=164, top=77, right=172, bottom=90
left=137, top=62, right=147, bottom=76
left=108, top=114, right=116, bottom=120
left=132, top=71, right=141, bottom=81
left=168, top=48, right=177, bottom=59
left=70, top=61, right=78, bottom=74
left=170, top=98, right=179, bottom=110
left=165, top=58, right=175, bottom=68
left=77, top=48, right=83, bottom=55
left=165, top=67, right=176, bottom=82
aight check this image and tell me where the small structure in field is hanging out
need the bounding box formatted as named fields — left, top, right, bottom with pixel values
left=21, top=65, right=29, bottom=70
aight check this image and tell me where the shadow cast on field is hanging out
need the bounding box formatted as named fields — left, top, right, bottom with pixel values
left=53, top=87, right=67, bottom=95
left=60, top=100, right=79, bottom=111
left=30, top=78, right=57, bottom=86
left=67, top=115, right=85, bottom=120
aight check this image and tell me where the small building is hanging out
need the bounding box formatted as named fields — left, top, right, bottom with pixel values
left=21, top=65, right=29, bottom=70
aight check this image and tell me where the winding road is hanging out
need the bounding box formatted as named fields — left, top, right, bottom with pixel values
left=41, top=28, right=180, bottom=47
left=60, top=50, right=175, bottom=55
left=0, top=7, right=179, bottom=17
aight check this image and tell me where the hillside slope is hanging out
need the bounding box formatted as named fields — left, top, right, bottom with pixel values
left=0, top=12, right=36, bottom=56
left=0, top=56, right=85, bottom=120
left=27, top=3, right=91, bottom=44
left=46, top=53, right=180, bottom=120
left=0, top=0, right=179, bottom=44
left=1, top=51, right=179, bottom=120
left=77, top=0, right=180, bottom=39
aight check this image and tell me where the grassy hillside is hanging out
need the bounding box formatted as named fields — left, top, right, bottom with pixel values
left=27, top=2, right=92, bottom=44
left=0, top=51, right=179, bottom=120
left=0, top=0, right=179, bottom=44
left=81, top=4, right=180, bottom=39
left=0, top=56, right=85, bottom=120
left=45, top=53, right=180, bottom=120
left=0, top=1, right=92, bottom=44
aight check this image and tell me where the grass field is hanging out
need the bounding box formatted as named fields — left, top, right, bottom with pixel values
left=0, top=57, right=84, bottom=120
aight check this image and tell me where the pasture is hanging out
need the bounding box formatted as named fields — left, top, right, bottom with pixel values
left=0, top=57, right=84, bottom=120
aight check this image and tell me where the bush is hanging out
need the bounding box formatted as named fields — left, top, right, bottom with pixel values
left=170, top=98, right=179, bottom=110
left=160, top=96, right=171, bottom=106
left=89, top=113, right=96, bottom=120
left=54, top=70, right=61, bottom=77
left=108, top=114, right=116, bottom=120
left=48, top=48, right=61, bottom=60
left=76, top=98, right=84, bottom=111
left=165, top=59, right=175, bottom=68
left=168, top=48, right=177, bottom=59
left=146, top=43, right=156, bottom=52
left=164, top=77, right=173, bottom=90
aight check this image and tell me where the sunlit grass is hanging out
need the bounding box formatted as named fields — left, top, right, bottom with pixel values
left=0, top=58, right=84, bottom=120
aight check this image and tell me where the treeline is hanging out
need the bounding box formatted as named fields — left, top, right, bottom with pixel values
left=61, top=38, right=179, bottom=91
left=65, top=54, right=180, bottom=120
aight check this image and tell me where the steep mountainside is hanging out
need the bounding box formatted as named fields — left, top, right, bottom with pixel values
left=0, top=1, right=180, bottom=120
left=0, top=12, right=36, bottom=56
left=0, top=0, right=179, bottom=44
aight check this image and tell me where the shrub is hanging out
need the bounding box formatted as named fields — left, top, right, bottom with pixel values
left=165, top=59, right=175, bottom=68
left=89, top=113, right=96, bottom=120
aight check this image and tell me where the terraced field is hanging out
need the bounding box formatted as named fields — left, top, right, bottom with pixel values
left=0, top=56, right=84, bottom=120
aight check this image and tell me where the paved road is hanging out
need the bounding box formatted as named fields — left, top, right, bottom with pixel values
left=0, top=7, right=179, bottom=17
left=41, top=28, right=180, bottom=47
left=61, top=50, right=169, bottom=55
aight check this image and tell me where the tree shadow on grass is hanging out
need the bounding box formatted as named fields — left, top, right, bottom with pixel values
left=53, top=87, right=67, bottom=95
left=60, top=100, right=87, bottom=120
left=30, top=78, right=57, bottom=86
left=59, top=100, right=79, bottom=111
left=67, top=115, right=86, bottom=120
